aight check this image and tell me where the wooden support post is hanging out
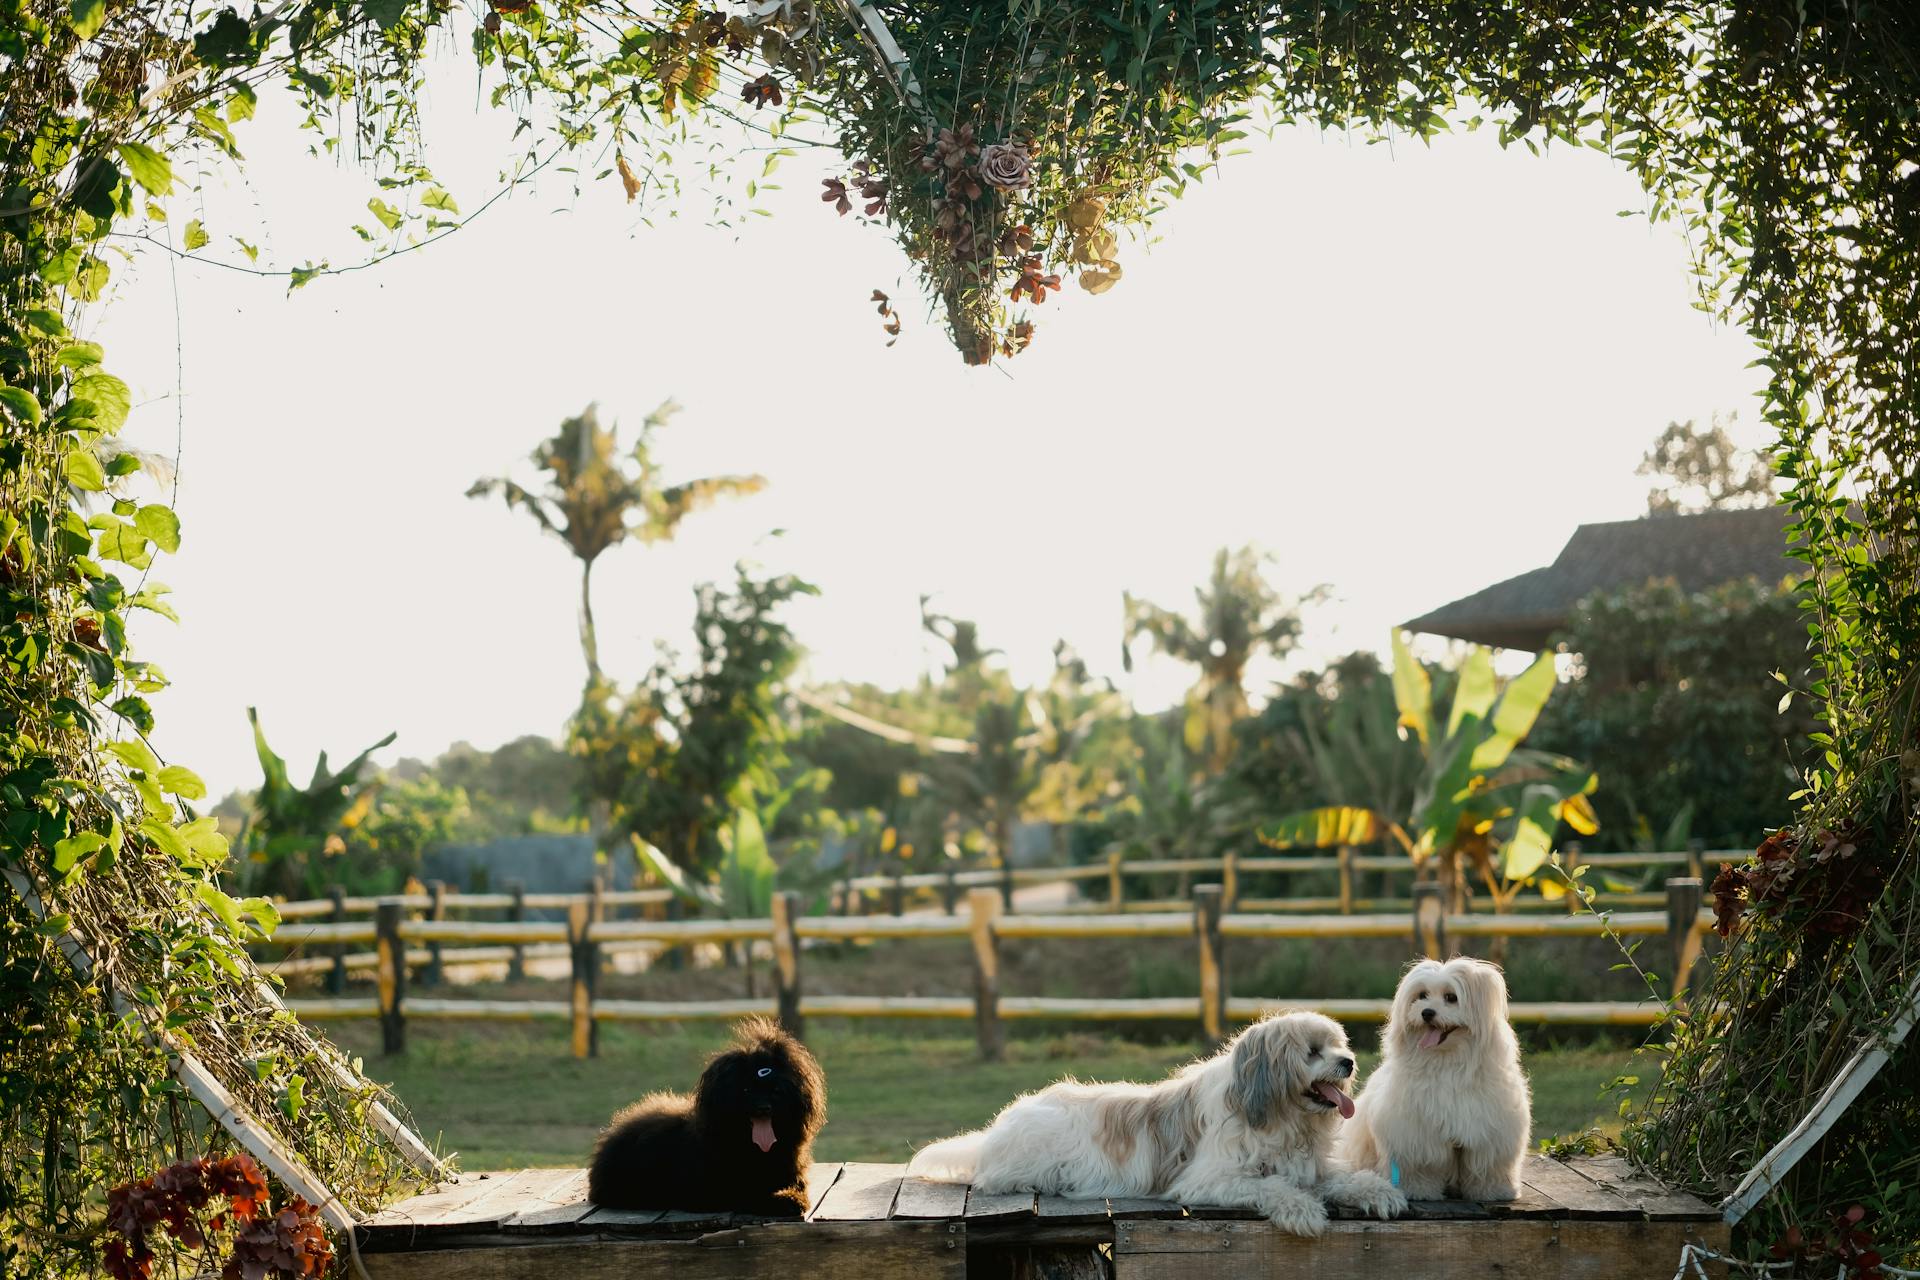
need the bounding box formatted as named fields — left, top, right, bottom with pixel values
left=1337, top=846, right=1355, bottom=915
left=1108, top=850, right=1125, bottom=912
left=968, top=888, right=1004, bottom=1062
left=1564, top=841, right=1585, bottom=912
left=889, top=873, right=907, bottom=917
left=1221, top=851, right=1239, bottom=913
left=1686, top=838, right=1706, bottom=884
left=1667, top=877, right=1705, bottom=1000
left=772, top=890, right=803, bottom=1039
left=376, top=899, right=406, bottom=1056
left=326, top=884, right=347, bottom=996
left=941, top=868, right=959, bottom=915
left=1000, top=860, right=1015, bottom=911
left=662, top=895, right=685, bottom=971
left=590, top=873, right=608, bottom=978
left=423, top=879, right=446, bottom=987
left=1413, top=881, right=1447, bottom=959
left=569, top=901, right=598, bottom=1059
left=1195, top=884, right=1226, bottom=1047
left=507, top=878, right=527, bottom=982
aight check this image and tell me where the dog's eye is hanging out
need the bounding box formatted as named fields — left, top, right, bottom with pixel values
left=1308, top=1046, right=1320, bottom=1057
left=756, top=1067, right=773, bottom=1078
left=1412, top=990, right=1425, bottom=1000
left=1444, top=993, right=1458, bottom=1004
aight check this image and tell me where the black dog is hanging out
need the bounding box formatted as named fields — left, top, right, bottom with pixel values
left=587, top=1018, right=826, bottom=1217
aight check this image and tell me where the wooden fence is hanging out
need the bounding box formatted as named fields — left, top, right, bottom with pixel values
left=277, top=877, right=1713, bottom=1059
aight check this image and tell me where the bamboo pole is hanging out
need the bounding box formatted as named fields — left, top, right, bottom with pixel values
left=507, top=879, right=527, bottom=982
left=376, top=899, right=406, bottom=1056
left=327, top=884, right=347, bottom=996
left=1413, top=881, right=1447, bottom=959
left=968, top=888, right=1004, bottom=1061
left=771, top=891, right=803, bottom=1039
left=1220, top=852, right=1239, bottom=913
left=1107, top=850, right=1125, bottom=912
left=424, top=880, right=447, bottom=987
left=1337, top=847, right=1354, bottom=915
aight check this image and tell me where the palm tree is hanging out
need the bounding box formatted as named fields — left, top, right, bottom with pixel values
left=467, top=401, right=766, bottom=683
left=1123, top=547, right=1320, bottom=772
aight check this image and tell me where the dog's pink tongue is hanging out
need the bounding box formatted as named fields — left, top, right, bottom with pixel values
left=1314, top=1083, right=1356, bottom=1120
left=751, top=1117, right=776, bottom=1153
left=1420, top=1027, right=1444, bottom=1050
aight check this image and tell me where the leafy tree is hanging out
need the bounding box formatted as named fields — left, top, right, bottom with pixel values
left=571, top=564, right=815, bottom=873
left=1123, top=547, right=1319, bottom=772
left=1264, top=634, right=1598, bottom=912
left=1638, top=415, right=1775, bottom=517
left=389, top=735, right=585, bottom=836
left=1531, top=577, right=1815, bottom=849
left=467, top=403, right=766, bottom=683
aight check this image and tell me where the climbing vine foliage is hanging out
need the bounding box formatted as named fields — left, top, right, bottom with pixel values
left=1, top=0, right=1917, bottom=1273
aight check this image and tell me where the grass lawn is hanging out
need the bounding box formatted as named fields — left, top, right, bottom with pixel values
left=327, top=1020, right=1654, bottom=1170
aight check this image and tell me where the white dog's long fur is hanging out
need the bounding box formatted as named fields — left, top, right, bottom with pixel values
left=1338, top=957, right=1532, bottom=1200
left=907, top=1011, right=1405, bottom=1235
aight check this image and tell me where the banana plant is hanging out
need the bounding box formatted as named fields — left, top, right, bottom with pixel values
left=1261, top=632, right=1599, bottom=910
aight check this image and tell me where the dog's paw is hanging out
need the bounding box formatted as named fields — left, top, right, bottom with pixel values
left=1346, top=1179, right=1408, bottom=1221
left=1262, top=1196, right=1329, bottom=1237
left=1459, top=1180, right=1518, bottom=1203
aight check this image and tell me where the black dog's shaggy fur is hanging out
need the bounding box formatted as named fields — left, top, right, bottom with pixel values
left=587, top=1018, right=826, bottom=1217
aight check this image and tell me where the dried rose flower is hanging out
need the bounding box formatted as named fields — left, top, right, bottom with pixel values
left=978, top=142, right=1033, bottom=191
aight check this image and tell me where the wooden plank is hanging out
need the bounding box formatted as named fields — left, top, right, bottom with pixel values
left=361, top=1173, right=507, bottom=1231
left=1037, top=1195, right=1112, bottom=1222
left=810, top=1162, right=905, bottom=1221
left=1484, top=1158, right=1570, bottom=1219
left=362, top=1170, right=549, bottom=1242
left=1111, top=1217, right=1732, bottom=1280
left=1521, top=1156, right=1638, bottom=1219
left=1403, top=1199, right=1492, bottom=1220
left=964, top=1187, right=1038, bottom=1219
left=500, top=1170, right=592, bottom=1232
left=580, top=1207, right=668, bottom=1229
left=1107, top=1198, right=1185, bottom=1219
left=1574, top=1154, right=1721, bottom=1221
left=893, top=1177, right=969, bottom=1219
left=359, top=1220, right=969, bottom=1280
left=805, top=1163, right=844, bottom=1218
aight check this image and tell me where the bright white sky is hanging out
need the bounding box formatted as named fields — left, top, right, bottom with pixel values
left=91, top=49, right=1771, bottom=799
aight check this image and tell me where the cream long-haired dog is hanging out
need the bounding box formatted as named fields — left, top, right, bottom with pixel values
left=1338, top=957, right=1531, bottom=1201
left=907, top=1011, right=1406, bottom=1236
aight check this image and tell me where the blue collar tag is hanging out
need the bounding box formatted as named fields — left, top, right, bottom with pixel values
left=1390, top=1161, right=1401, bottom=1188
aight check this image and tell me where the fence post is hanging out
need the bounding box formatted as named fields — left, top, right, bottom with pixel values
left=1000, top=860, right=1015, bottom=911
left=1195, top=884, right=1227, bottom=1047
left=771, top=890, right=803, bottom=1039
left=1337, top=847, right=1355, bottom=915
left=1413, top=881, right=1447, bottom=959
left=1686, top=838, right=1706, bottom=884
left=568, top=900, right=598, bottom=1059
left=507, top=879, right=527, bottom=982
left=967, top=888, right=1004, bottom=1062
left=1666, top=877, right=1705, bottom=1000
left=1107, top=850, right=1125, bottom=913
left=590, top=873, right=608, bottom=978
left=1563, top=842, right=1585, bottom=913
left=941, top=869, right=959, bottom=915
left=889, top=873, right=907, bottom=917
left=662, top=895, right=686, bottom=972
left=327, top=884, right=347, bottom=996
left=1221, top=852, right=1239, bottom=913
left=423, top=880, right=446, bottom=987
left=376, top=899, right=406, bottom=1056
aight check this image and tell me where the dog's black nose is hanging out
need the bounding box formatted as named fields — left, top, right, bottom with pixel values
left=1421, top=1007, right=1437, bottom=1022
left=1337, top=1056, right=1355, bottom=1078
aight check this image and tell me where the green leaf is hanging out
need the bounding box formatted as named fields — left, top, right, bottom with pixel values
left=140, top=820, right=189, bottom=861
left=289, top=262, right=327, bottom=290
left=195, top=880, right=249, bottom=936
left=227, top=83, right=258, bottom=123
left=179, top=816, right=230, bottom=866
left=70, top=372, right=131, bottom=432
left=1390, top=630, right=1432, bottom=746
left=718, top=808, right=777, bottom=918
left=92, top=516, right=151, bottom=568
left=1502, top=816, right=1553, bottom=882
left=240, top=897, right=281, bottom=938
left=55, top=341, right=103, bottom=369
left=184, top=219, right=211, bottom=251
left=106, top=738, right=162, bottom=775
left=1468, top=651, right=1557, bottom=772
left=135, top=505, right=181, bottom=553
left=70, top=0, right=105, bottom=39
left=118, top=143, right=174, bottom=196
left=421, top=187, right=460, bottom=214
left=632, top=834, right=719, bottom=908
left=64, top=448, right=106, bottom=492
left=0, top=387, right=42, bottom=427
left=365, top=0, right=409, bottom=31
left=157, top=765, right=206, bottom=800
left=53, top=831, right=108, bottom=875
left=367, top=198, right=403, bottom=230
left=1446, top=647, right=1497, bottom=738
left=24, top=310, right=67, bottom=338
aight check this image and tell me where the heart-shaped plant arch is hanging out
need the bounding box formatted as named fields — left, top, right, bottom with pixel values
left=759, top=0, right=1269, bottom=362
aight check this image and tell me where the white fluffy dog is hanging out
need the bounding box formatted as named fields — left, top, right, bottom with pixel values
left=1338, top=957, right=1532, bottom=1201
left=907, top=1011, right=1406, bottom=1236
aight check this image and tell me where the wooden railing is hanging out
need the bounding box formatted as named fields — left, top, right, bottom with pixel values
left=276, top=877, right=1713, bottom=1059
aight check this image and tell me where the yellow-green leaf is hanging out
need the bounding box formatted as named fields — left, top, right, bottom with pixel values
left=70, top=0, right=105, bottom=39
left=118, top=143, right=174, bottom=196
left=184, top=219, right=210, bottom=251
left=1390, top=630, right=1432, bottom=745
left=135, top=505, right=181, bottom=553
left=64, top=448, right=106, bottom=492
left=1262, top=806, right=1383, bottom=849
left=0, top=387, right=42, bottom=427
left=1446, top=647, right=1497, bottom=738
left=1468, top=651, right=1557, bottom=772
left=1502, top=816, right=1553, bottom=881
left=157, top=765, right=206, bottom=800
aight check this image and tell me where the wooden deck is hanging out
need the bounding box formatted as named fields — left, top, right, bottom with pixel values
left=356, top=1154, right=1729, bottom=1278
